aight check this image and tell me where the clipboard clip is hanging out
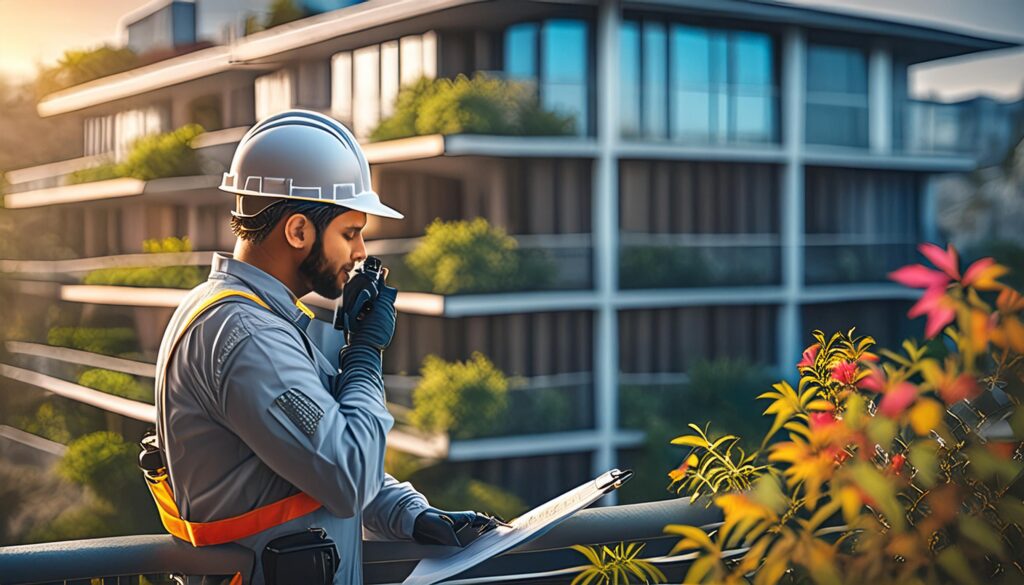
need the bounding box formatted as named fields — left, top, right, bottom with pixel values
left=596, top=468, right=634, bottom=493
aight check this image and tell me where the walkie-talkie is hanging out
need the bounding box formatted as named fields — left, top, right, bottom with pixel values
left=334, top=256, right=383, bottom=341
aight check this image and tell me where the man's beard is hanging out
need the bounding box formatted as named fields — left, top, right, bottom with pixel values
left=299, top=235, right=344, bottom=299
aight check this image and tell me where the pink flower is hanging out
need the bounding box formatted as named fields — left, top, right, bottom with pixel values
left=889, top=264, right=951, bottom=290
left=797, top=343, right=819, bottom=369
left=858, top=365, right=886, bottom=393
left=878, top=382, right=918, bottom=417
left=831, top=361, right=858, bottom=385
left=918, top=243, right=960, bottom=280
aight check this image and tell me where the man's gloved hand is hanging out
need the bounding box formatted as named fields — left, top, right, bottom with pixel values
left=346, top=271, right=397, bottom=350
left=412, top=508, right=502, bottom=547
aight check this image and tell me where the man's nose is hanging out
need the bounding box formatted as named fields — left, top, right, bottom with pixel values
left=351, top=235, right=367, bottom=262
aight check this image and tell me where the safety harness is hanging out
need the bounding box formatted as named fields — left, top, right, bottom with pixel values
left=142, top=289, right=322, bottom=548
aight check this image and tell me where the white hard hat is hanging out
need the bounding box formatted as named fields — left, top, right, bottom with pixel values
left=220, top=109, right=403, bottom=219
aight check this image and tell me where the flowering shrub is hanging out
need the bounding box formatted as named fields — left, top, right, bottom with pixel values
left=664, top=243, right=1024, bottom=584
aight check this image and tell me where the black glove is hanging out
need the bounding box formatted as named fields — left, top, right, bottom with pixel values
left=345, top=271, right=397, bottom=351
left=412, top=508, right=502, bottom=547
left=336, top=257, right=384, bottom=339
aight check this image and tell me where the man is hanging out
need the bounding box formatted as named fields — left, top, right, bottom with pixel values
left=150, top=110, right=492, bottom=584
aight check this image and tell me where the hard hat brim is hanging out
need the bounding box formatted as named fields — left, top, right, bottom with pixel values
left=221, top=187, right=404, bottom=219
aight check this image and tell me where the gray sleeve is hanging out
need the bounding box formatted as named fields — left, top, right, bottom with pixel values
left=362, top=473, right=429, bottom=541
left=217, top=323, right=393, bottom=518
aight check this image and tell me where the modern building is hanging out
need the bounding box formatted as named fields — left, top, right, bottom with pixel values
left=1, top=0, right=1017, bottom=509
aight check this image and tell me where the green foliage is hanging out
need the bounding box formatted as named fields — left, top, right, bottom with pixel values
left=264, top=0, right=307, bottom=28
left=68, top=163, right=119, bottom=184
left=406, top=465, right=527, bottom=521
left=411, top=352, right=509, bottom=440
left=59, top=431, right=139, bottom=503
left=83, top=237, right=205, bottom=289
left=620, top=246, right=778, bottom=288
left=370, top=74, right=575, bottom=142
left=69, top=125, right=204, bottom=184
left=47, top=326, right=137, bottom=356
left=28, top=431, right=161, bottom=541
left=77, top=369, right=152, bottom=403
left=19, top=400, right=105, bottom=444
left=35, top=45, right=137, bottom=96
left=405, top=218, right=552, bottom=294
left=570, top=542, right=667, bottom=585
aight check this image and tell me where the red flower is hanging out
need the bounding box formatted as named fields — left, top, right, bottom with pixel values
left=831, top=361, right=858, bottom=385
left=797, top=343, right=819, bottom=369
left=809, top=411, right=838, bottom=431
left=937, top=373, right=981, bottom=405
left=889, top=454, right=906, bottom=475
left=889, top=264, right=951, bottom=290
left=906, top=287, right=956, bottom=339
left=878, top=382, right=918, bottom=417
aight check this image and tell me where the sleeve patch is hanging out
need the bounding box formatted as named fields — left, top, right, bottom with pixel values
left=274, top=389, right=323, bottom=438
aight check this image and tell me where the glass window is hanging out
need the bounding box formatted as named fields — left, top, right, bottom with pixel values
left=380, top=40, right=400, bottom=118
left=400, top=34, right=424, bottom=86
left=670, top=24, right=711, bottom=139
left=626, top=18, right=775, bottom=144
left=642, top=21, right=667, bottom=139
left=542, top=20, right=588, bottom=135
left=331, top=52, right=353, bottom=125
left=732, top=31, right=774, bottom=142
left=352, top=45, right=380, bottom=138
left=255, top=69, right=294, bottom=121
left=505, top=23, right=538, bottom=79
left=620, top=21, right=641, bottom=137
left=806, top=43, right=868, bottom=147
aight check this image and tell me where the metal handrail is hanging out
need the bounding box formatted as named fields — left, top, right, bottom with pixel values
left=0, top=498, right=723, bottom=585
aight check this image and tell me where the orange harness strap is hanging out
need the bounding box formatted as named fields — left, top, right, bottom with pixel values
left=144, top=289, right=322, bottom=548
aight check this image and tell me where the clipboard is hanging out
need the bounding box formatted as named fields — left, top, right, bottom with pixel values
left=402, top=468, right=633, bottom=585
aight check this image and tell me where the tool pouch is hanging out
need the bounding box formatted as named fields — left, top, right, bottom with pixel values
left=262, top=528, right=339, bottom=585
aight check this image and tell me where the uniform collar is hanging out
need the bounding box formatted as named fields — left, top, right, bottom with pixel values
left=210, top=253, right=315, bottom=329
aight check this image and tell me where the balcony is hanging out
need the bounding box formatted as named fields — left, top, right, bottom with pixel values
left=804, top=237, right=918, bottom=285
left=899, top=99, right=973, bottom=156
left=619, top=234, right=781, bottom=289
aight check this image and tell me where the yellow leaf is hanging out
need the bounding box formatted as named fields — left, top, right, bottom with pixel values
left=806, top=399, right=835, bottom=411
left=908, top=399, right=944, bottom=436
left=839, top=486, right=862, bottom=525
left=671, top=435, right=708, bottom=448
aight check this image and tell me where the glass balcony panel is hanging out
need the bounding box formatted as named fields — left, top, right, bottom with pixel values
left=374, top=235, right=593, bottom=294
left=806, top=102, right=868, bottom=147
left=901, top=100, right=972, bottom=155
left=804, top=241, right=918, bottom=285
left=619, top=239, right=781, bottom=288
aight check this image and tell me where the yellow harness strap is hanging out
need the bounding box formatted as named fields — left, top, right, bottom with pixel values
left=145, top=289, right=322, bottom=550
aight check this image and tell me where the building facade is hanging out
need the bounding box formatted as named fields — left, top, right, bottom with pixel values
left=1, top=0, right=1015, bottom=507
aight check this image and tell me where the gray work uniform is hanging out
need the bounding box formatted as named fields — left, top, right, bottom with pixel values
left=156, top=253, right=428, bottom=584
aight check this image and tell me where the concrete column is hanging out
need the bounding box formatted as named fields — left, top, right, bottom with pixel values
left=593, top=0, right=620, bottom=502
left=779, top=27, right=806, bottom=373
left=869, top=45, right=893, bottom=154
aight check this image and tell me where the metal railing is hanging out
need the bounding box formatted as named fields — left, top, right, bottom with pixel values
left=0, top=498, right=723, bottom=585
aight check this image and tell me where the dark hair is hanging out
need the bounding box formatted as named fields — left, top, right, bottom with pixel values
left=230, top=200, right=350, bottom=244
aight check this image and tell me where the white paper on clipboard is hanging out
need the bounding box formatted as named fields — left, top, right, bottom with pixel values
left=401, top=468, right=633, bottom=585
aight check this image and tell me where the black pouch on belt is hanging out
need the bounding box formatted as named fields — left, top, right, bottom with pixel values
left=262, top=528, right=339, bottom=585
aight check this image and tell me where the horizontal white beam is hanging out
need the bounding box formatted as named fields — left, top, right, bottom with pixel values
left=0, top=363, right=157, bottom=422
left=0, top=424, right=67, bottom=457
left=0, top=252, right=215, bottom=275
left=60, top=285, right=188, bottom=307
left=4, top=178, right=145, bottom=209
left=448, top=429, right=645, bottom=461
left=6, top=341, right=156, bottom=378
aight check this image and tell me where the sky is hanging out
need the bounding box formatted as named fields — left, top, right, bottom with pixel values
left=0, top=0, right=1022, bottom=101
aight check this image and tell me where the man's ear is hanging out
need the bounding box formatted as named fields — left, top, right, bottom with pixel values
left=283, top=213, right=314, bottom=251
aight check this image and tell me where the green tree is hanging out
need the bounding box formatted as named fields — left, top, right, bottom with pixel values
left=35, top=45, right=137, bottom=97
left=78, top=369, right=152, bottom=403
left=264, top=0, right=307, bottom=28
left=29, top=431, right=159, bottom=542
left=406, top=218, right=552, bottom=294
left=370, top=74, right=575, bottom=141
left=47, top=326, right=137, bottom=356
left=410, top=352, right=509, bottom=440
left=69, top=125, right=204, bottom=184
